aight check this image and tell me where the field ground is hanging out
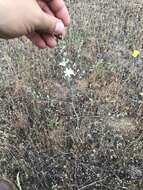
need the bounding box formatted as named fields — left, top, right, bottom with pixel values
left=0, top=0, right=143, bottom=189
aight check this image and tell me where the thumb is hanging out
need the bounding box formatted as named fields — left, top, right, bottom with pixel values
left=35, top=12, right=65, bottom=35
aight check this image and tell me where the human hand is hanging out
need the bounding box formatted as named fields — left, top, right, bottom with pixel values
left=28, top=0, right=70, bottom=48
left=0, top=0, right=70, bottom=48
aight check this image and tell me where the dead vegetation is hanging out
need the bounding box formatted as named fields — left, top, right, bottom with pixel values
left=0, top=0, right=143, bottom=190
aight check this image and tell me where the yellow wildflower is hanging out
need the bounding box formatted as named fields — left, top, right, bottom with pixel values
left=132, top=50, right=141, bottom=58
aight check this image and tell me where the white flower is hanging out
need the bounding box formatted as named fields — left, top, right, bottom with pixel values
left=59, top=59, right=70, bottom=67
left=59, top=62, right=66, bottom=67
left=64, top=68, right=75, bottom=77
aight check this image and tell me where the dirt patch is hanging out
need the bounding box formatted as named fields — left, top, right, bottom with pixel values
left=108, top=117, right=137, bottom=136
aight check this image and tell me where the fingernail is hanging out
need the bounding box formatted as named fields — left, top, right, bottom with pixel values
left=54, top=22, right=65, bottom=34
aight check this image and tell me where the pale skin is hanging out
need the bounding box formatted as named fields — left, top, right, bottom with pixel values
left=0, top=0, right=70, bottom=48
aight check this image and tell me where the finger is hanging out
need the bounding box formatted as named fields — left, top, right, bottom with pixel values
left=37, top=0, right=58, bottom=48
left=27, top=32, right=47, bottom=49
left=46, top=0, right=70, bottom=26
left=38, top=0, right=63, bottom=48
left=43, top=34, right=57, bottom=48
left=27, top=1, right=58, bottom=49
left=36, top=10, right=65, bottom=35
left=37, top=0, right=50, bottom=12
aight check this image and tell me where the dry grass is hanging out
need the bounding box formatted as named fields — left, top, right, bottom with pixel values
left=0, top=0, right=143, bottom=189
